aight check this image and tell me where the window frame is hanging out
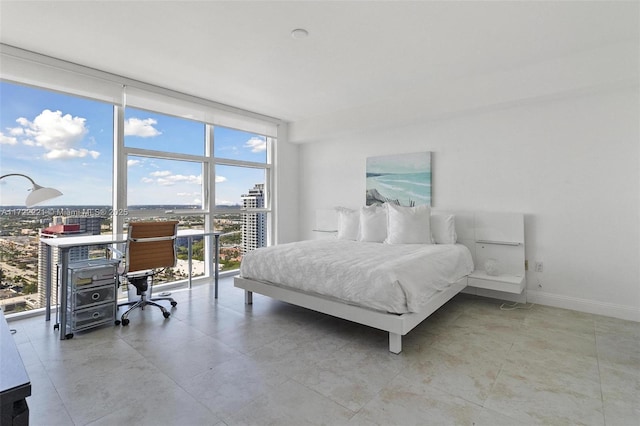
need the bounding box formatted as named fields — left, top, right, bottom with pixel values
left=113, top=112, right=275, bottom=279
left=212, top=130, right=274, bottom=252
left=123, top=148, right=211, bottom=216
left=0, top=45, right=281, bottom=316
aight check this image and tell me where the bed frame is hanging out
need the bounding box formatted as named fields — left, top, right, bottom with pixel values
left=234, top=210, right=524, bottom=353
left=234, top=276, right=467, bottom=354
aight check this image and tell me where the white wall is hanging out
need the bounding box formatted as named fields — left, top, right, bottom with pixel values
left=298, top=86, right=640, bottom=321
left=273, top=124, right=300, bottom=245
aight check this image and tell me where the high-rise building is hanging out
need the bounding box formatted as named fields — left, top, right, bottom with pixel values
left=241, top=183, right=266, bottom=254
left=52, top=216, right=102, bottom=235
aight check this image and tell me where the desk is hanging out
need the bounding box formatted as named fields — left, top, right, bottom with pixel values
left=41, top=230, right=221, bottom=339
left=0, top=309, right=31, bottom=426
left=177, top=229, right=222, bottom=296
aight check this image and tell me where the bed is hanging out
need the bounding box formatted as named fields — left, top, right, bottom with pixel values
left=235, top=205, right=477, bottom=353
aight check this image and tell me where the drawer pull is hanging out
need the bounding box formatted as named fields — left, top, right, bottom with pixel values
left=91, top=293, right=100, bottom=300
left=91, top=312, right=101, bottom=319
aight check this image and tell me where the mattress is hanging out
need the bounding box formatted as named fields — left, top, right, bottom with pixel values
left=240, top=239, right=474, bottom=314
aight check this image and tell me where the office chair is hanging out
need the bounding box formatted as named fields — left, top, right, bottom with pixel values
left=117, top=221, right=179, bottom=326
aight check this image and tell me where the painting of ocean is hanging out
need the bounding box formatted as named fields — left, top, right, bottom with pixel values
left=366, top=152, right=431, bottom=206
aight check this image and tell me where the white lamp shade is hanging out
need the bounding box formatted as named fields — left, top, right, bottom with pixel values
left=0, top=174, right=63, bottom=207
left=25, top=185, right=63, bottom=207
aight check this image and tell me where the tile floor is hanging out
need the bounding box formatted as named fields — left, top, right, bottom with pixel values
left=7, top=277, right=640, bottom=426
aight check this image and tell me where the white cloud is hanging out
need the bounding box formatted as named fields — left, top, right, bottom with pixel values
left=158, top=174, right=201, bottom=186
left=127, top=159, right=141, bottom=167
left=44, top=148, right=100, bottom=160
left=15, top=117, right=29, bottom=127
left=215, top=175, right=227, bottom=183
left=22, top=110, right=88, bottom=150
left=144, top=172, right=202, bottom=187
left=124, top=118, right=161, bottom=137
left=9, top=110, right=99, bottom=161
left=215, top=198, right=235, bottom=206
left=244, top=136, right=267, bottom=153
left=0, top=132, right=18, bottom=145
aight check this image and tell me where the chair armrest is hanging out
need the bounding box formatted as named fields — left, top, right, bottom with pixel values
left=106, top=246, right=126, bottom=277
left=107, top=246, right=124, bottom=259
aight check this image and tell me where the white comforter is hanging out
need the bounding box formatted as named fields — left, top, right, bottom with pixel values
left=240, top=240, right=474, bottom=314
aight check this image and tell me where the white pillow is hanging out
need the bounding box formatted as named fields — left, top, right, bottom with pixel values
left=385, top=203, right=432, bottom=244
left=431, top=214, right=457, bottom=244
left=335, top=207, right=359, bottom=240
left=359, top=205, right=387, bottom=242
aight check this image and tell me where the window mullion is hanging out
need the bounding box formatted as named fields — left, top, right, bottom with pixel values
left=113, top=104, right=127, bottom=237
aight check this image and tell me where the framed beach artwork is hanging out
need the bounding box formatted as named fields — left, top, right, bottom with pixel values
left=366, top=152, right=432, bottom=206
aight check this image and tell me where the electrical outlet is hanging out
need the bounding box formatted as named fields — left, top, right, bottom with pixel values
left=535, top=261, right=544, bottom=272
left=524, top=260, right=529, bottom=271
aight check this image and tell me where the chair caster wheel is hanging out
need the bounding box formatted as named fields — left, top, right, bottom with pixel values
left=163, top=311, right=170, bottom=319
left=115, top=320, right=121, bottom=326
left=65, top=333, right=74, bottom=339
left=121, top=318, right=130, bottom=326
left=171, top=301, right=177, bottom=307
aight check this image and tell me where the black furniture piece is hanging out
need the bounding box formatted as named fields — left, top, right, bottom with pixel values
left=0, top=309, right=31, bottom=426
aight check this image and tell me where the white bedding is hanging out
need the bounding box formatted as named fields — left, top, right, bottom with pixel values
left=240, top=240, right=474, bottom=314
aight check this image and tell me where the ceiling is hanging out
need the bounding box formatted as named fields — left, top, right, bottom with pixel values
left=0, top=1, right=637, bottom=140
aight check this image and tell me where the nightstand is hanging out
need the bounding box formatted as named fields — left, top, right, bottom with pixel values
left=466, top=213, right=526, bottom=295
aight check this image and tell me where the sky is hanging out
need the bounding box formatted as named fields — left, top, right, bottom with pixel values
left=0, top=81, right=267, bottom=207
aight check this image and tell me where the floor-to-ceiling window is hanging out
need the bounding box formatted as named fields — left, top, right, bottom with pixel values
left=121, top=107, right=273, bottom=280
left=0, top=81, right=114, bottom=313
left=0, top=56, right=278, bottom=315
left=122, top=106, right=209, bottom=283
left=213, top=126, right=272, bottom=268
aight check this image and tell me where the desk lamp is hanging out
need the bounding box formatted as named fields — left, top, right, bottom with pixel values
left=0, top=173, right=63, bottom=207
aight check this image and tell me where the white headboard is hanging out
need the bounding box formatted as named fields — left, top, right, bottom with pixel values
left=316, top=208, right=525, bottom=270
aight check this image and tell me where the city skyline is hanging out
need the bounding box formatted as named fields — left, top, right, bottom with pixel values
left=0, top=81, right=268, bottom=207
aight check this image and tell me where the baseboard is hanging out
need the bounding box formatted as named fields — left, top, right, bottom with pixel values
left=526, top=290, right=640, bottom=322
